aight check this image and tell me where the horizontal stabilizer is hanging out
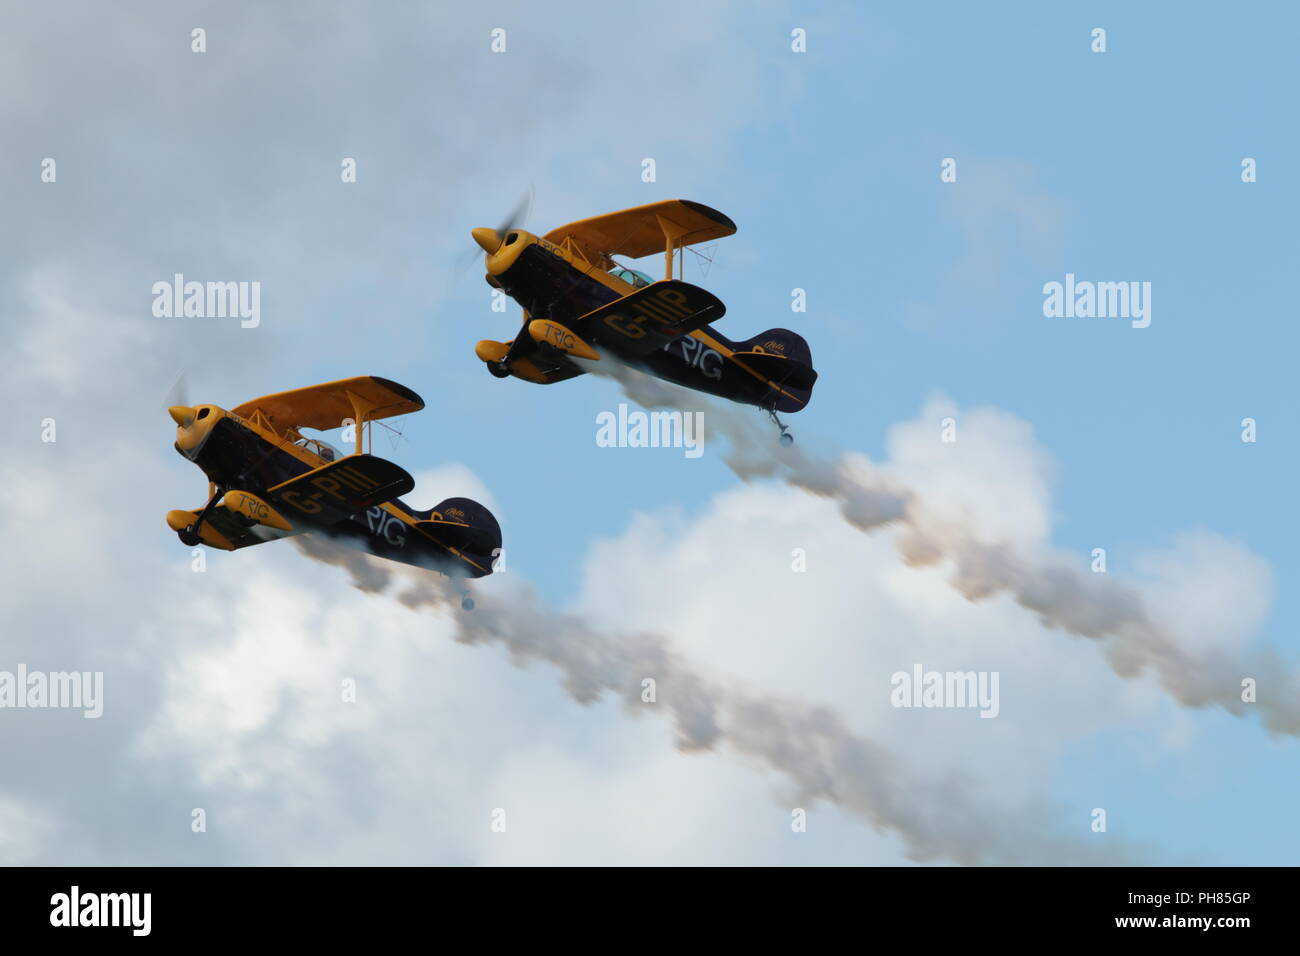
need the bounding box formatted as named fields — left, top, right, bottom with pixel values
left=731, top=351, right=818, bottom=391
left=414, top=518, right=492, bottom=555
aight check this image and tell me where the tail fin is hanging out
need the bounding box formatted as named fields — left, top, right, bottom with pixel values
left=734, top=328, right=817, bottom=412
left=415, top=497, right=502, bottom=577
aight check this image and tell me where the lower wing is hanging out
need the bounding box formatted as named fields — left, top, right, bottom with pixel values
left=267, top=454, right=414, bottom=525
left=578, top=280, right=726, bottom=358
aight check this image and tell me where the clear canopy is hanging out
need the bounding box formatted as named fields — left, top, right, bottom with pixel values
left=609, top=266, right=653, bottom=289
left=293, top=435, right=340, bottom=462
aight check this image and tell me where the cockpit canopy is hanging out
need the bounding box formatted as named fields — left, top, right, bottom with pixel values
left=292, top=435, right=340, bottom=462
left=609, top=266, right=653, bottom=289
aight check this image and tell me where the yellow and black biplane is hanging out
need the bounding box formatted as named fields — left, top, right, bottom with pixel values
left=471, top=199, right=817, bottom=443
left=166, top=376, right=500, bottom=609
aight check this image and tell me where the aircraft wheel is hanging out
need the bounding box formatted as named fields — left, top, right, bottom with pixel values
left=461, top=596, right=475, bottom=611
left=779, top=432, right=795, bottom=447
left=487, top=361, right=510, bottom=379
left=178, top=525, right=202, bottom=546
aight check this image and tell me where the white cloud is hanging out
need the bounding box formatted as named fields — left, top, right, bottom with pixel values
left=575, top=475, right=1158, bottom=815
left=0, top=794, right=58, bottom=864
left=1133, top=530, right=1273, bottom=658
left=881, top=394, right=1059, bottom=546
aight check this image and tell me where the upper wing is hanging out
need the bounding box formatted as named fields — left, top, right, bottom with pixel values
left=543, top=199, right=736, bottom=262
left=232, top=376, right=424, bottom=432
left=576, top=280, right=726, bottom=357
left=268, top=454, right=415, bottom=525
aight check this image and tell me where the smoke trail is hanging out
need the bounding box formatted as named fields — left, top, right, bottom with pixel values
left=584, top=360, right=1300, bottom=737
left=293, top=533, right=1139, bottom=865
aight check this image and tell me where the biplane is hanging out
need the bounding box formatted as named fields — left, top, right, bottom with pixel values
left=165, top=376, right=501, bottom=609
left=471, top=199, right=817, bottom=443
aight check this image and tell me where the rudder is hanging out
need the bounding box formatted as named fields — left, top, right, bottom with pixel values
left=734, top=328, right=817, bottom=412
left=415, top=497, right=502, bottom=576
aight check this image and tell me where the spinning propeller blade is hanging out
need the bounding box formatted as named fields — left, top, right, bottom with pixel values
left=458, top=186, right=534, bottom=274
left=164, top=373, right=199, bottom=428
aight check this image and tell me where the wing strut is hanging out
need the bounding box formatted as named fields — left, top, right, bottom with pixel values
left=343, top=388, right=385, bottom=455
left=657, top=215, right=691, bottom=281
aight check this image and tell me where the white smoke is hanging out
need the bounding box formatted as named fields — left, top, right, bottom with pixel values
left=584, top=360, right=1300, bottom=737
left=293, top=532, right=1139, bottom=865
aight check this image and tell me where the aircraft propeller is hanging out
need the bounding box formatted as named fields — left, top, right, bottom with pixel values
left=460, top=186, right=533, bottom=269
left=164, top=373, right=198, bottom=427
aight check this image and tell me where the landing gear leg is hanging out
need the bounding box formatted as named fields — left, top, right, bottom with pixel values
left=768, top=409, right=794, bottom=446
left=180, top=485, right=224, bottom=546
left=451, top=577, right=475, bottom=611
